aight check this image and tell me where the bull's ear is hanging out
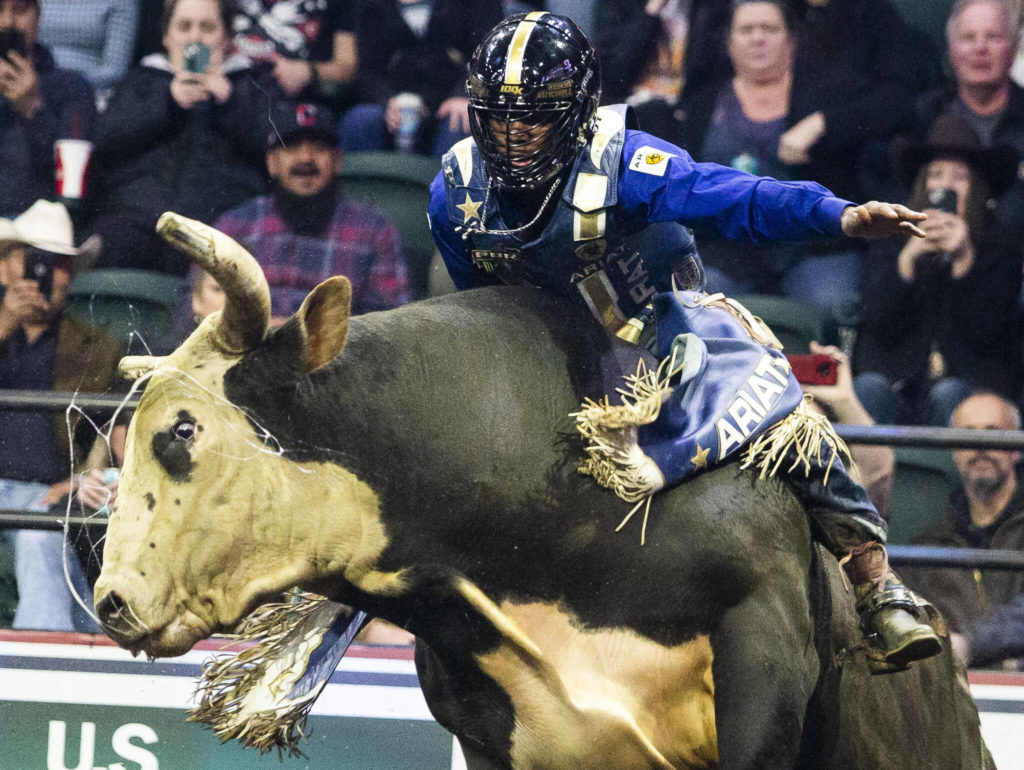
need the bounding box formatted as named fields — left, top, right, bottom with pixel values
left=296, top=276, right=352, bottom=373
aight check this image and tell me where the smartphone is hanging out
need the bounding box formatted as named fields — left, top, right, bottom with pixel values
left=786, top=353, right=838, bottom=386
left=0, top=27, right=27, bottom=61
left=182, top=41, right=210, bottom=74
left=927, top=187, right=958, bottom=214
left=23, top=248, right=54, bottom=299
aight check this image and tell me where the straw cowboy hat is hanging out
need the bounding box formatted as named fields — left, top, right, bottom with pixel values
left=0, top=199, right=101, bottom=272
left=891, top=114, right=1020, bottom=197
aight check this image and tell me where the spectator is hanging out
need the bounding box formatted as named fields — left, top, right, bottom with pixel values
left=905, top=392, right=1024, bottom=669
left=953, top=595, right=1024, bottom=667
left=784, top=0, right=921, bottom=190
left=340, top=0, right=502, bottom=157
left=914, top=0, right=1024, bottom=243
left=0, top=200, right=123, bottom=632
left=86, top=0, right=282, bottom=276
left=171, top=265, right=222, bottom=344
left=0, top=0, right=96, bottom=217
left=677, top=0, right=870, bottom=317
left=215, top=100, right=409, bottom=324
left=803, top=341, right=896, bottom=518
left=37, top=0, right=139, bottom=109
left=230, top=0, right=357, bottom=108
left=595, top=0, right=761, bottom=128
left=854, top=115, right=1022, bottom=426
left=594, top=0, right=701, bottom=144
left=190, top=267, right=223, bottom=323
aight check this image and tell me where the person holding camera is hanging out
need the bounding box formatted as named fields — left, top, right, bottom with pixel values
left=854, top=115, right=1024, bottom=426
left=86, top=0, right=282, bottom=275
left=0, top=199, right=124, bottom=632
left=0, top=0, right=95, bottom=217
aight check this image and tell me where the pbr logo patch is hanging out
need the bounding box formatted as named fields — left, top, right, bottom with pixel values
left=628, top=146, right=674, bottom=177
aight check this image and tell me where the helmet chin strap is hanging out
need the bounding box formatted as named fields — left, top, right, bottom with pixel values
left=457, top=173, right=563, bottom=241
left=458, top=126, right=591, bottom=241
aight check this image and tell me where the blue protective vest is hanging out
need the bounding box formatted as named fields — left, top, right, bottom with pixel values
left=440, top=105, right=702, bottom=333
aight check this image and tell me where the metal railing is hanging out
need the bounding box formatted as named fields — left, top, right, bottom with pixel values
left=1, top=389, right=1023, bottom=573
left=0, top=389, right=138, bottom=411
left=836, top=423, right=1024, bottom=450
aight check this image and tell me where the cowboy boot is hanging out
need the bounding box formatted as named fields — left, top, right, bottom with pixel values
left=843, top=541, right=942, bottom=672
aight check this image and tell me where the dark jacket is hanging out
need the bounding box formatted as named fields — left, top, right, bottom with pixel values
left=0, top=44, right=95, bottom=217
left=0, top=314, right=123, bottom=479
left=353, top=0, right=501, bottom=111
left=904, top=476, right=1024, bottom=667
left=677, top=0, right=918, bottom=201
left=855, top=234, right=1023, bottom=400
left=593, top=0, right=730, bottom=106
left=90, top=53, right=278, bottom=228
left=790, top=0, right=920, bottom=152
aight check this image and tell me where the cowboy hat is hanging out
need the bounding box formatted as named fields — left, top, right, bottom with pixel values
left=891, top=115, right=1020, bottom=197
left=0, top=199, right=101, bottom=271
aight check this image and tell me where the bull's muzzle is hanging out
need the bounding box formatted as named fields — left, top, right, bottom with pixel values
left=95, top=590, right=146, bottom=648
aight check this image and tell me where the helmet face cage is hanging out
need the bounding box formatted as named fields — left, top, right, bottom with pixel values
left=468, top=100, right=579, bottom=189
left=467, top=14, right=601, bottom=190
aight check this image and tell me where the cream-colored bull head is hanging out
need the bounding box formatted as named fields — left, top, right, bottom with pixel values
left=93, top=214, right=391, bottom=658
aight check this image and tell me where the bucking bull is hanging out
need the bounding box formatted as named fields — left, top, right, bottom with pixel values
left=94, top=214, right=991, bottom=769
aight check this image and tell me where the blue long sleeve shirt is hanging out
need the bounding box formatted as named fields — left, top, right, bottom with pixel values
left=429, top=120, right=852, bottom=325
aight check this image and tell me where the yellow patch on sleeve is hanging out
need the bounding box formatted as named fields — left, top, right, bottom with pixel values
left=628, top=146, right=675, bottom=177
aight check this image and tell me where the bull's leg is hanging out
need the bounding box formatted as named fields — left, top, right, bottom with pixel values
left=710, top=556, right=819, bottom=770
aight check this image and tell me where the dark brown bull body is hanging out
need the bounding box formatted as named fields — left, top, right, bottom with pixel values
left=95, top=215, right=991, bottom=769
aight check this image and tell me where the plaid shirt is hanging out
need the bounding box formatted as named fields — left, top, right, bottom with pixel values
left=215, top=194, right=409, bottom=317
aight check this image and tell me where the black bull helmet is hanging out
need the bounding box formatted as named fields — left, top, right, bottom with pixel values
left=467, top=12, right=601, bottom=189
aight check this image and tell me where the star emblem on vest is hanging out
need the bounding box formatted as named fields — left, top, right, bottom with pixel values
left=690, top=443, right=710, bottom=469
left=457, top=193, right=483, bottom=223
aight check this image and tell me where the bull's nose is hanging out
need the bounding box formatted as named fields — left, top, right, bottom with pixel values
left=96, top=590, right=144, bottom=645
left=96, top=589, right=127, bottom=625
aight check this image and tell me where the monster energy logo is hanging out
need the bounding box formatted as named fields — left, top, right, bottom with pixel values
left=472, top=247, right=522, bottom=272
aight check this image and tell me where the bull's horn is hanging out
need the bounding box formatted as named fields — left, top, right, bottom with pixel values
left=157, top=212, right=270, bottom=354
left=119, top=355, right=167, bottom=380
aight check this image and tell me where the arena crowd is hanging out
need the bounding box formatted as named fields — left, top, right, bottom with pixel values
left=0, top=0, right=1022, bottom=669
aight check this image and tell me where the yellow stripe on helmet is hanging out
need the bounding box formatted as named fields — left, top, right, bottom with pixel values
left=505, top=11, right=548, bottom=86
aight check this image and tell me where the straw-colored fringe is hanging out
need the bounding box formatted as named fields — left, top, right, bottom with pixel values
left=188, top=592, right=334, bottom=758
left=740, top=396, right=853, bottom=483
left=572, top=357, right=672, bottom=504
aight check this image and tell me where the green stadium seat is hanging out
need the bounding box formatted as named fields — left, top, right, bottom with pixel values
left=886, top=446, right=961, bottom=545
left=339, top=151, right=441, bottom=301
left=733, top=294, right=826, bottom=353
left=67, top=269, right=184, bottom=355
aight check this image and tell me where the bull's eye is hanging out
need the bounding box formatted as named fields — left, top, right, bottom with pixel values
left=172, top=421, right=196, bottom=442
